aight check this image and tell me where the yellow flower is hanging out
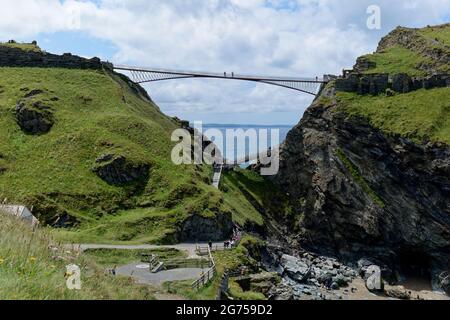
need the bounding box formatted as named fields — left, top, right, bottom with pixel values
left=0, top=257, right=5, bottom=264
left=29, top=257, right=37, bottom=262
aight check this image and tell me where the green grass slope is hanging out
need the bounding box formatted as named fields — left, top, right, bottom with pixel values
left=220, top=168, right=292, bottom=228
left=0, top=211, right=155, bottom=300
left=339, top=23, right=450, bottom=145
left=338, top=88, right=450, bottom=144
left=361, top=23, right=450, bottom=76
left=0, top=45, right=280, bottom=244
left=0, top=62, right=268, bottom=244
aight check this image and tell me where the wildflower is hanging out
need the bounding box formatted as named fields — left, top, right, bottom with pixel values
left=29, top=257, right=37, bottom=262
left=0, top=257, right=5, bottom=264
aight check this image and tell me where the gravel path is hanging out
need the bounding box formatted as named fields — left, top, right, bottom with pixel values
left=116, top=262, right=207, bottom=284
left=70, top=242, right=225, bottom=258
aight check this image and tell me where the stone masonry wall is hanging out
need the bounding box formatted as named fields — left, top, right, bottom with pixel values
left=335, top=73, right=449, bottom=96
left=0, top=46, right=103, bottom=69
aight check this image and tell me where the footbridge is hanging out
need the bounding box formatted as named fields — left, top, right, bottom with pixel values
left=114, top=65, right=330, bottom=96
left=113, top=64, right=324, bottom=188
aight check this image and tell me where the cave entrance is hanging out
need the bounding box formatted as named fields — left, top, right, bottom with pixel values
left=396, top=249, right=432, bottom=291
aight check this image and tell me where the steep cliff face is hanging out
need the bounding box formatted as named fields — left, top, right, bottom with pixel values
left=274, top=24, right=450, bottom=289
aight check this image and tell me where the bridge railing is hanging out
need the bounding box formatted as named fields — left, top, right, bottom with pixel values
left=114, top=65, right=326, bottom=82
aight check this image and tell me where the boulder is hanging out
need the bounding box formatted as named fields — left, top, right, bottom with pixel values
left=280, top=254, right=312, bottom=282
left=15, top=100, right=54, bottom=135
left=385, top=286, right=411, bottom=300
left=332, top=274, right=350, bottom=287
left=438, top=271, right=450, bottom=294
left=92, top=154, right=150, bottom=185
left=247, top=272, right=281, bottom=295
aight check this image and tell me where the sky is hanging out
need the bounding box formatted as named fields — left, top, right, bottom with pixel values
left=1, top=0, right=449, bottom=125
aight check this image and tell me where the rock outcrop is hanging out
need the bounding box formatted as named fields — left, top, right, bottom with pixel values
left=274, top=83, right=450, bottom=291
left=92, top=154, right=150, bottom=185
left=179, top=213, right=233, bottom=242
left=15, top=99, right=55, bottom=135
left=376, top=25, right=450, bottom=74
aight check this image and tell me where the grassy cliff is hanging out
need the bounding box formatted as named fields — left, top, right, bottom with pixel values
left=0, top=44, right=272, bottom=244
left=338, top=23, right=450, bottom=145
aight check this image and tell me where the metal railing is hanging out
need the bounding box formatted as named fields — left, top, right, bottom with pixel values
left=196, top=244, right=229, bottom=256
left=191, top=246, right=217, bottom=291
left=165, top=258, right=209, bottom=270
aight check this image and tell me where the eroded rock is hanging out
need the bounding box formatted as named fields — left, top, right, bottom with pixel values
left=385, top=286, right=411, bottom=300
left=179, top=213, right=233, bottom=242
left=93, top=154, right=150, bottom=185
left=15, top=100, right=54, bottom=134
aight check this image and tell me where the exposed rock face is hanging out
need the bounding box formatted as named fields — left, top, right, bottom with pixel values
left=274, top=85, right=450, bottom=289
left=0, top=45, right=102, bottom=69
left=179, top=213, right=233, bottom=242
left=93, top=154, right=150, bottom=185
left=15, top=100, right=55, bottom=134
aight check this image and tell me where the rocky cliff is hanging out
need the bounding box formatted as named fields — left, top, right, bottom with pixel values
left=273, top=24, right=450, bottom=292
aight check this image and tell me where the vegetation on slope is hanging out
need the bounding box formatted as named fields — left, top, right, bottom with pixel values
left=0, top=41, right=42, bottom=53
left=361, top=23, right=449, bottom=76
left=0, top=210, right=155, bottom=300
left=337, top=88, right=450, bottom=145
left=360, top=46, right=431, bottom=76
left=419, top=24, right=450, bottom=46
left=339, top=24, right=450, bottom=145
left=220, top=168, right=292, bottom=228
left=0, top=64, right=267, bottom=244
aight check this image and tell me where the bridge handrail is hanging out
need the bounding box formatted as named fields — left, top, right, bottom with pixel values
left=114, top=64, right=326, bottom=83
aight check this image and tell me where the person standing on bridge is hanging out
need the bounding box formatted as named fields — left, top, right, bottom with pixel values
left=224, top=72, right=227, bottom=77
left=232, top=72, right=234, bottom=78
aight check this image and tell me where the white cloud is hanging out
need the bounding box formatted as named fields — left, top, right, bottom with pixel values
left=0, top=0, right=449, bottom=124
